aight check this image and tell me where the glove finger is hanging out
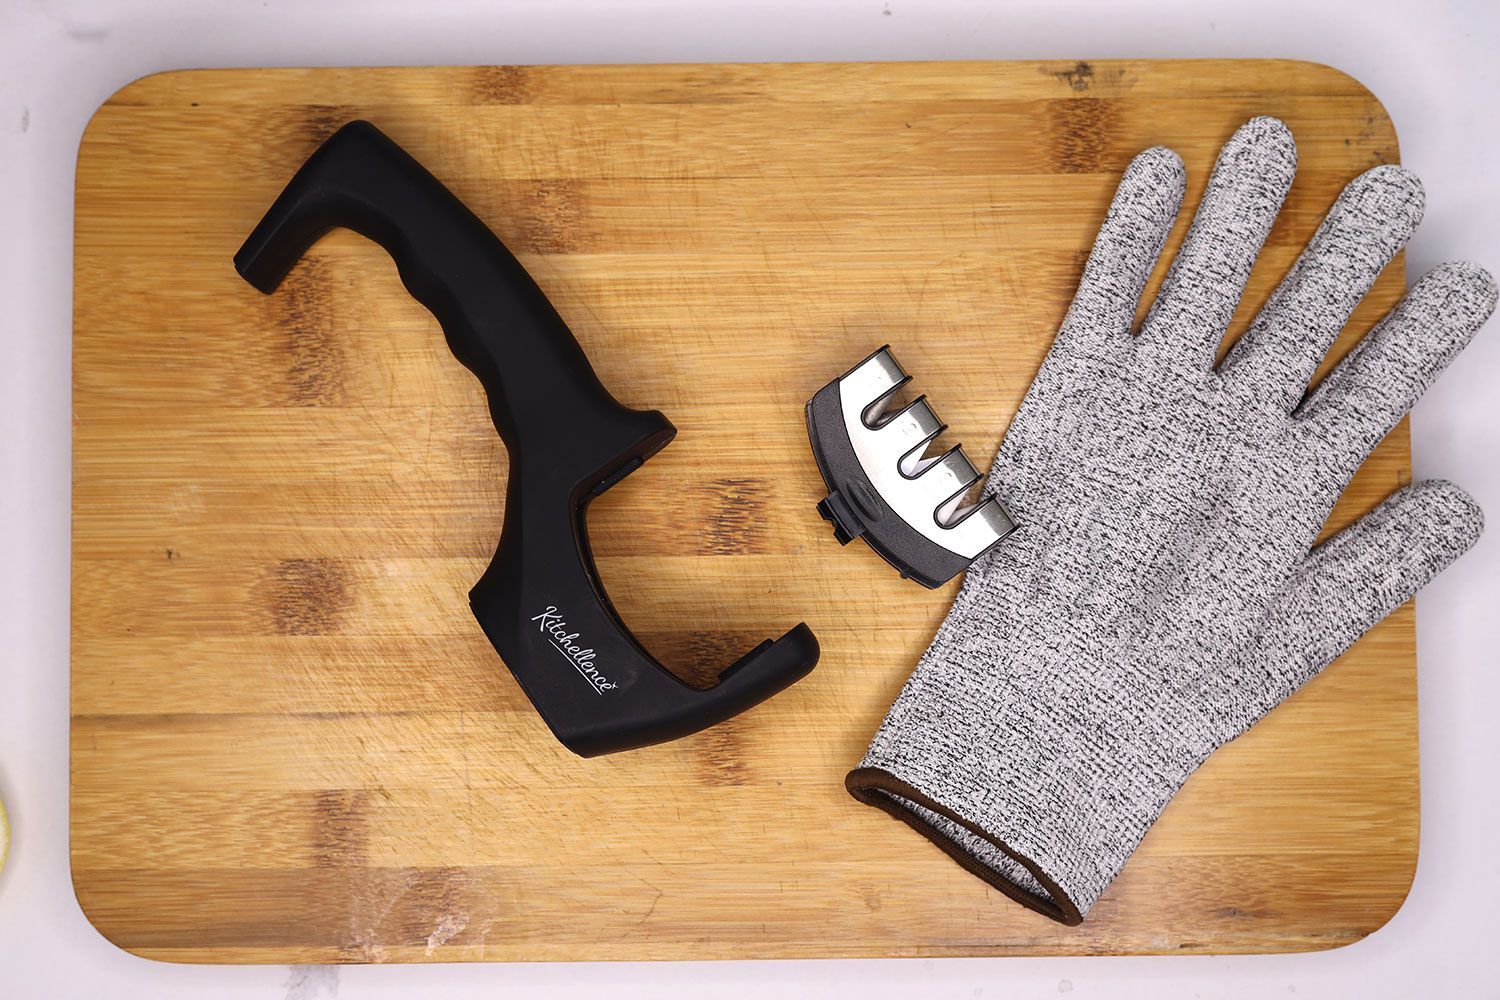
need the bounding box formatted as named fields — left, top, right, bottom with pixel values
left=1221, top=165, right=1425, bottom=411
left=1298, top=261, right=1497, bottom=466
left=1139, top=116, right=1297, bottom=369
left=1231, top=480, right=1483, bottom=708
left=1060, top=145, right=1185, bottom=344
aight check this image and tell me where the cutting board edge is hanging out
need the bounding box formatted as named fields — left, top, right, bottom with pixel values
left=69, top=58, right=1417, bottom=964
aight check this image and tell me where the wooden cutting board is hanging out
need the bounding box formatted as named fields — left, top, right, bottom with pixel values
left=71, top=60, right=1418, bottom=962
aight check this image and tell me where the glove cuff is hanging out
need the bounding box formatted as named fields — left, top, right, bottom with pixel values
left=846, top=766, right=1084, bottom=925
left=846, top=666, right=1212, bottom=925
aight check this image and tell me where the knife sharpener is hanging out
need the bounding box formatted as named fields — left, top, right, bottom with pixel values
left=235, top=121, right=818, bottom=757
left=806, top=346, right=1016, bottom=588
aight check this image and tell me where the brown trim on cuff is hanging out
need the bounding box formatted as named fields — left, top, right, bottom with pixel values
left=846, top=766, right=1084, bottom=926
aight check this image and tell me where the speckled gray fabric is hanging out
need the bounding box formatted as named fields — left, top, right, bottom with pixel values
left=846, top=117, right=1495, bottom=925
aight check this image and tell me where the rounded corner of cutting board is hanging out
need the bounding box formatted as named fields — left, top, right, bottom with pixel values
left=1269, top=851, right=1420, bottom=957
left=69, top=861, right=171, bottom=965
left=80, top=70, right=181, bottom=139
left=1264, top=58, right=1401, bottom=158
left=1332, top=832, right=1422, bottom=954
left=1369, top=856, right=1422, bottom=944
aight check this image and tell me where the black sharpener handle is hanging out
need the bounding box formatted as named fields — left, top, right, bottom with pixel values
left=235, top=122, right=818, bottom=756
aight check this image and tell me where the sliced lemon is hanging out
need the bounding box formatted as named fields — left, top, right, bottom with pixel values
left=0, top=794, right=8, bottom=875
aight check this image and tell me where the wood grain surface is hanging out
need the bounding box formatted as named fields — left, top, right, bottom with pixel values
left=71, top=60, right=1417, bottom=962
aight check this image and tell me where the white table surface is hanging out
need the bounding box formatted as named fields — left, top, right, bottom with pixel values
left=3, top=1, right=1497, bottom=996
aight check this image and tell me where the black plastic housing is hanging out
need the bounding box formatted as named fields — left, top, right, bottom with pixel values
left=806, top=384, right=976, bottom=588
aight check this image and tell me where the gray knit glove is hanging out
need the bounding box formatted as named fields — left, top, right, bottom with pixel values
left=847, top=117, right=1494, bottom=925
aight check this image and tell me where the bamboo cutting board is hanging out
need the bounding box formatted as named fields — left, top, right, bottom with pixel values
left=72, top=60, right=1418, bottom=962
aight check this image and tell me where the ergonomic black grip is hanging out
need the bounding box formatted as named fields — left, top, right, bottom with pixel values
left=235, top=120, right=641, bottom=454
left=235, top=122, right=818, bottom=756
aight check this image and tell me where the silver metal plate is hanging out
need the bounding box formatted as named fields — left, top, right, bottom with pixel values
left=837, top=348, right=1014, bottom=560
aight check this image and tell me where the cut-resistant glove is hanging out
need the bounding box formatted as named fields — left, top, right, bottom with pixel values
left=846, top=117, right=1494, bottom=926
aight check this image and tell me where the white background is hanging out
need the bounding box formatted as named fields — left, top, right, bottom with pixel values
left=2, top=1, right=1496, bottom=997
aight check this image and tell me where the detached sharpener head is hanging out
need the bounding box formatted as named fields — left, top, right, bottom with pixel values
left=805, top=346, right=1017, bottom=588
